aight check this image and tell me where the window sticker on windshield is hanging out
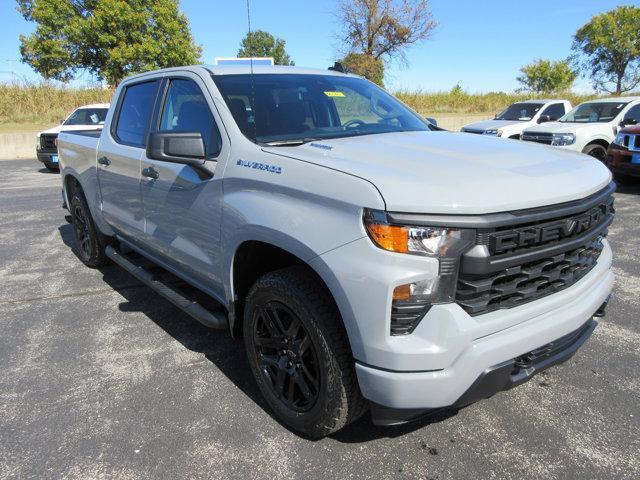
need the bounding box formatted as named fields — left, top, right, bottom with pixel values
left=324, top=91, right=345, bottom=97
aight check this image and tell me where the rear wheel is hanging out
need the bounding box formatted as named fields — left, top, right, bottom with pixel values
left=582, top=143, right=607, bottom=161
left=243, top=266, right=367, bottom=438
left=69, top=191, right=111, bottom=267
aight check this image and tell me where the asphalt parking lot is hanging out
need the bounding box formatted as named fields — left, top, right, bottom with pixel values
left=0, top=158, right=638, bottom=479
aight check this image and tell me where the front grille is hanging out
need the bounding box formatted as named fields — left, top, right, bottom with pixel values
left=522, top=132, right=552, bottom=145
left=455, top=185, right=614, bottom=316
left=40, top=133, right=58, bottom=151
left=457, top=237, right=604, bottom=315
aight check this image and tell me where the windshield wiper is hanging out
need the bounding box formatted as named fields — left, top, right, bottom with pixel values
left=264, top=138, right=320, bottom=147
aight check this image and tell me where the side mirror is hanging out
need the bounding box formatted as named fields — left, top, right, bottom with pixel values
left=425, top=117, right=438, bottom=126
left=620, top=118, right=637, bottom=127
left=537, top=115, right=552, bottom=124
left=146, top=132, right=206, bottom=165
left=59, top=118, right=65, bottom=124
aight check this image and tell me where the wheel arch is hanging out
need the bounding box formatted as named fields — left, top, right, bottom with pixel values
left=228, top=236, right=356, bottom=355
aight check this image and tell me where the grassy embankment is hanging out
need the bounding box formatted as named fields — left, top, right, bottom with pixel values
left=0, top=82, right=602, bottom=133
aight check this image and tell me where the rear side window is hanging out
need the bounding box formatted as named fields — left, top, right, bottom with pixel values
left=159, top=78, right=221, bottom=157
left=541, top=103, right=565, bottom=120
left=114, top=81, right=157, bottom=146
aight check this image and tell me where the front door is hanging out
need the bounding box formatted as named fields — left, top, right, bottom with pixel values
left=98, top=80, right=159, bottom=239
left=140, top=75, right=227, bottom=291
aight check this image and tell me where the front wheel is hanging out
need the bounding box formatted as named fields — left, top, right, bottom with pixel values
left=582, top=143, right=607, bottom=161
left=243, top=266, right=367, bottom=438
left=69, top=191, right=111, bottom=268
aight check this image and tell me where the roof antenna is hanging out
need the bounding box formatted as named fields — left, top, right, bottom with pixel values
left=246, top=0, right=258, bottom=141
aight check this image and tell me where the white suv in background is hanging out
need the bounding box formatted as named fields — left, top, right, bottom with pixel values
left=522, top=97, right=640, bottom=160
left=461, top=99, right=571, bottom=139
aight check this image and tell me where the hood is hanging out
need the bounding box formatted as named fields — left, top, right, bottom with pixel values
left=263, top=131, right=611, bottom=214
left=463, top=119, right=524, bottom=131
left=524, top=121, right=601, bottom=134
left=38, top=124, right=104, bottom=135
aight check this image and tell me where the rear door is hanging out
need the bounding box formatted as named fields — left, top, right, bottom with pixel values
left=98, top=79, right=160, bottom=239
left=140, top=73, right=228, bottom=291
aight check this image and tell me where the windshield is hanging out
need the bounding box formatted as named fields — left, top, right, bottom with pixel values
left=495, top=103, right=543, bottom=121
left=64, top=108, right=108, bottom=126
left=212, top=74, right=429, bottom=144
left=559, top=102, right=628, bottom=123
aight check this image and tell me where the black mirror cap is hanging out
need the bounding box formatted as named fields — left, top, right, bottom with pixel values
left=146, top=132, right=206, bottom=165
left=620, top=118, right=637, bottom=127
left=537, top=115, right=552, bottom=124
left=425, top=117, right=438, bottom=126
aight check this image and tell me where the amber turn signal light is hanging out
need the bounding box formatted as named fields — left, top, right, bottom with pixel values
left=365, top=223, right=409, bottom=254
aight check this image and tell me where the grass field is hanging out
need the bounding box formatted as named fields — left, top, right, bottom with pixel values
left=0, top=81, right=614, bottom=134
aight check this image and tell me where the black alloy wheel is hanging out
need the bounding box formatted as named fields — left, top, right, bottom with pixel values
left=252, top=301, right=320, bottom=412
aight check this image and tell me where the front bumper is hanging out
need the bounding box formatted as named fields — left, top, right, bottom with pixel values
left=369, top=318, right=598, bottom=425
left=605, top=144, right=640, bottom=177
left=37, top=150, right=59, bottom=167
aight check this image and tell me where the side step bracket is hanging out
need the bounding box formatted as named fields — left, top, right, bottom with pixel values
left=105, top=245, right=227, bottom=330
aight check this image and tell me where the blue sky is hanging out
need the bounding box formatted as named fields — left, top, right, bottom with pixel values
left=0, top=0, right=635, bottom=92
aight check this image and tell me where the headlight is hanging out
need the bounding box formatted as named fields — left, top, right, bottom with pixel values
left=484, top=129, right=502, bottom=137
left=363, top=209, right=475, bottom=335
left=551, top=133, right=575, bottom=146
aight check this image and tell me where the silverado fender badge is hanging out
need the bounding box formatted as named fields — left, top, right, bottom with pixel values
left=236, top=158, right=282, bottom=174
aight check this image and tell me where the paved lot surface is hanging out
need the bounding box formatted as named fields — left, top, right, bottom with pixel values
left=0, top=158, right=638, bottom=480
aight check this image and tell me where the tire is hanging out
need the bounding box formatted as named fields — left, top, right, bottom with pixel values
left=69, top=190, right=112, bottom=268
left=582, top=143, right=607, bottom=162
left=243, top=266, right=367, bottom=438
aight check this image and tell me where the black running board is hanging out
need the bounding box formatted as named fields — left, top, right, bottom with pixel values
left=105, top=245, right=227, bottom=330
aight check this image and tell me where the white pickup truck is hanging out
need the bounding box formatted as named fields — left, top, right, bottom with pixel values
left=461, top=99, right=571, bottom=139
left=57, top=65, right=614, bottom=437
left=36, top=103, right=109, bottom=170
left=522, top=97, right=640, bottom=160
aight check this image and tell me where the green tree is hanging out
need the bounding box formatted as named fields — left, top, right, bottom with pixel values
left=571, top=5, right=640, bottom=94
left=341, top=53, right=384, bottom=86
left=517, top=59, right=577, bottom=93
left=237, top=30, right=294, bottom=65
left=335, top=0, right=437, bottom=83
left=17, top=0, right=202, bottom=86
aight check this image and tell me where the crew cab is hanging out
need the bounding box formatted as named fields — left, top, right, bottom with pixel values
left=57, top=65, right=614, bottom=438
left=522, top=97, right=640, bottom=160
left=36, top=103, right=109, bottom=170
left=461, top=99, right=571, bottom=139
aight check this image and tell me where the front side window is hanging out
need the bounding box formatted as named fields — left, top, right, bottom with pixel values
left=495, top=103, right=543, bottom=121
left=541, top=103, right=565, bottom=120
left=159, top=78, right=221, bottom=157
left=212, top=74, right=429, bottom=144
left=560, top=102, right=629, bottom=123
left=64, top=108, right=108, bottom=126
left=623, top=104, right=640, bottom=124
left=115, top=81, right=157, bottom=146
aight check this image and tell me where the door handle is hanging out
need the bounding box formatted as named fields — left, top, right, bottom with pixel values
left=142, top=166, right=159, bottom=180
left=97, top=156, right=111, bottom=166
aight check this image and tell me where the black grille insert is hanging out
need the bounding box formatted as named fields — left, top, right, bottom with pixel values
left=522, top=132, right=553, bottom=145
left=40, top=133, right=58, bottom=151
left=457, top=237, right=604, bottom=315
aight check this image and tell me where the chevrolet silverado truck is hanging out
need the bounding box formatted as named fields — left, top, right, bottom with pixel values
left=522, top=97, right=640, bottom=160
left=36, top=103, right=109, bottom=170
left=57, top=65, right=615, bottom=438
left=461, top=99, right=571, bottom=139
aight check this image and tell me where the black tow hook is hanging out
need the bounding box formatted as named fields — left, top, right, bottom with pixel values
left=593, top=296, right=611, bottom=318
left=64, top=214, right=73, bottom=224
